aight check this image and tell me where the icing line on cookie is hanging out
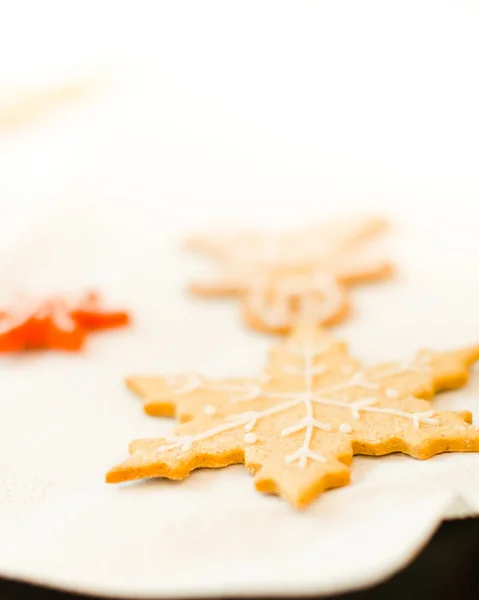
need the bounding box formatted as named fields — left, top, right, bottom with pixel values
left=163, top=374, right=261, bottom=402
left=0, top=297, right=77, bottom=334
left=246, top=272, right=345, bottom=329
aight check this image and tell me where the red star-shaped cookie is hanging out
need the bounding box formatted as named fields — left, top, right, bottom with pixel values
left=0, top=291, right=130, bottom=352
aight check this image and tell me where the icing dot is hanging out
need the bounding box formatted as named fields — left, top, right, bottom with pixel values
left=204, top=404, right=217, bottom=416
left=385, top=389, right=400, bottom=398
left=339, top=423, right=353, bottom=434
left=244, top=432, right=258, bottom=444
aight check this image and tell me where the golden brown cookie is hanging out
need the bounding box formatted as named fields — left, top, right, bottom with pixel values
left=109, top=326, right=479, bottom=509
left=185, top=217, right=393, bottom=334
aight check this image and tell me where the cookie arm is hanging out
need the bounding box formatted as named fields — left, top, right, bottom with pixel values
left=366, top=345, right=479, bottom=400
left=252, top=444, right=352, bottom=510
left=126, top=376, right=177, bottom=417
left=106, top=431, right=245, bottom=484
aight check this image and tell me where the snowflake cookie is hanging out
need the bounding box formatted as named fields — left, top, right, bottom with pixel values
left=186, top=216, right=393, bottom=334
left=107, top=326, right=479, bottom=509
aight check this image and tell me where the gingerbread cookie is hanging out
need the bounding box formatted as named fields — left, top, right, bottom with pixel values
left=0, top=291, right=130, bottom=352
left=186, top=217, right=393, bottom=334
left=108, top=326, right=479, bottom=509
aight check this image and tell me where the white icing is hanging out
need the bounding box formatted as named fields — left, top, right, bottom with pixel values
left=310, top=394, right=438, bottom=427
left=282, top=417, right=331, bottom=436
left=0, top=292, right=121, bottom=337
left=155, top=344, right=440, bottom=467
left=411, top=410, right=437, bottom=428
left=283, top=342, right=331, bottom=468
left=50, top=299, right=76, bottom=332
left=246, top=272, right=345, bottom=329
left=322, top=371, right=380, bottom=395
left=164, top=373, right=203, bottom=395
left=244, top=432, right=257, bottom=444
left=285, top=447, right=326, bottom=466
left=317, top=356, right=433, bottom=400
left=204, top=404, right=217, bottom=416
left=375, top=358, right=431, bottom=379
left=0, top=297, right=77, bottom=335
left=349, top=397, right=377, bottom=419
left=163, top=374, right=261, bottom=403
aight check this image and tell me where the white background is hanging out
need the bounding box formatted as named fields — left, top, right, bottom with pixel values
left=1, top=1, right=479, bottom=232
